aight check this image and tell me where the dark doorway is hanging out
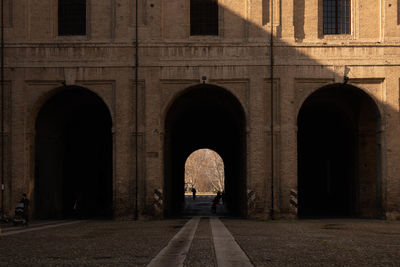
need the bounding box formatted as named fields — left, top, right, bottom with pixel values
left=35, top=87, right=112, bottom=219
left=164, top=85, right=246, bottom=217
left=297, top=85, right=381, bottom=218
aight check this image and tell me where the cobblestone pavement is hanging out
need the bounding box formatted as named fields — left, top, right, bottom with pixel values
left=223, top=219, right=400, bottom=266
left=0, top=219, right=187, bottom=266
left=1, top=216, right=400, bottom=266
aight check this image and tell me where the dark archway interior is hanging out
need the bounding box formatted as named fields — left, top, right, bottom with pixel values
left=298, top=85, right=381, bottom=218
left=165, top=85, right=246, bottom=217
left=35, top=87, right=112, bottom=219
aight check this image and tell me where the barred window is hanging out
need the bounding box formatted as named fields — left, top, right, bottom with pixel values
left=4, top=0, right=13, bottom=27
left=190, top=0, right=218, bottom=36
left=323, top=0, right=350, bottom=34
left=58, top=0, right=86, bottom=36
left=262, top=0, right=270, bottom=25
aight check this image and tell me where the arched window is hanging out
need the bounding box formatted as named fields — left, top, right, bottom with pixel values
left=190, top=0, right=218, bottom=36
left=323, top=0, right=350, bottom=34
left=58, top=0, right=86, bottom=36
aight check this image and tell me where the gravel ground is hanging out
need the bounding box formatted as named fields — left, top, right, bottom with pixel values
left=223, top=219, right=400, bottom=266
left=184, top=217, right=217, bottom=267
left=0, top=219, right=187, bottom=266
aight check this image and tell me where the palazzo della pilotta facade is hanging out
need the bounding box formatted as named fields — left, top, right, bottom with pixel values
left=1, top=0, right=400, bottom=220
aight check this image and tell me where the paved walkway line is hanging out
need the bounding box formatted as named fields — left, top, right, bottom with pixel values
left=147, top=216, right=200, bottom=267
left=210, top=217, right=254, bottom=267
left=1, top=220, right=84, bottom=236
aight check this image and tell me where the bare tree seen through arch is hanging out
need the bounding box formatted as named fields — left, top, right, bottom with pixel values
left=185, top=149, right=224, bottom=193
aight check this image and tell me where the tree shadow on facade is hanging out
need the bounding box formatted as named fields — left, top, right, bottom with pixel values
left=18, top=2, right=390, bottom=220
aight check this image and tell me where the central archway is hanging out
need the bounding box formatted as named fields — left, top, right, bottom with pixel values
left=297, top=84, right=382, bottom=218
left=164, top=84, right=246, bottom=217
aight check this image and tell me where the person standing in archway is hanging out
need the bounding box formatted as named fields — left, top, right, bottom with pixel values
left=20, top=193, right=30, bottom=225
left=211, top=191, right=222, bottom=213
left=191, top=188, right=197, bottom=200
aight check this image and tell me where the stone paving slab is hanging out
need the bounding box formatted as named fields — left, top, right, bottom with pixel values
left=147, top=217, right=199, bottom=267
left=211, top=217, right=254, bottom=267
left=0, top=219, right=187, bottom=266
left=223, top=219, right=400, bottom=266
left=1, top=220, right=82, bottom=236
left=184, top=217, right=217, bottom=267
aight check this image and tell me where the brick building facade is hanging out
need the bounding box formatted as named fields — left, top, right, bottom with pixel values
left=1, top=0, right=400, bottom=220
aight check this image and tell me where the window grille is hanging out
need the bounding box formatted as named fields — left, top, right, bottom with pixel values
left=58, top=0, right=86, bottom=36
left=323, top=0, right=350, bottom=34
left=190, top=0, right=218, bottom=36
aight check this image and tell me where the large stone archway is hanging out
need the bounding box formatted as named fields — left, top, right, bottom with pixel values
left=164, top=84, right=247, bottom=217
left=34, top=87, right=113, bottom=219
left=297, top=84, right=382, bottom=218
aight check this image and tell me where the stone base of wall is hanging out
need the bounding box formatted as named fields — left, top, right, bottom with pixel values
left=273, top=212, right=298, bottom=220
left=386, top=212, right=400, bottom=221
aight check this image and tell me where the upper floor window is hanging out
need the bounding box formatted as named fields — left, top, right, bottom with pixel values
left=323, top=0, right=350, bottom=34
left=190, top=0, right=218, bottom=36
left=58, top=0, right=86, bottom=36
left=398, top=0, right=400, bottom=25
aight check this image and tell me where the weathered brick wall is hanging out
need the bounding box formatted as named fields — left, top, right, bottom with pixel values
left=1, top=0, right=400, bottom=219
